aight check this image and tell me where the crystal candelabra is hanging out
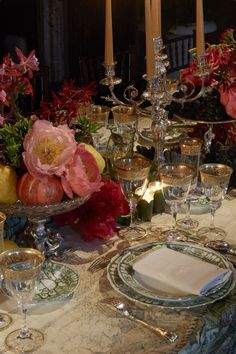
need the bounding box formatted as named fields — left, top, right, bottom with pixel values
left=100, top=36, right=211, bottom=169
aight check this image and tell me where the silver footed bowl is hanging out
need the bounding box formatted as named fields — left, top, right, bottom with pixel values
left=0, top=195, right=91, bottom=257
left=0, top=195, right=90, bottom=218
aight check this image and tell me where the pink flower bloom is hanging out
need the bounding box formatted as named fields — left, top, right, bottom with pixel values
left=0, top=113, right=5, bottom=126
left=220, top=85, right=236, bottom=119
left=23, top=120, right=77, bottom=178
left=61, top=145, right=102, bottom=198
left=0, top=90, right=8, bottom=106
left=15, top=48, right=39, bottom=78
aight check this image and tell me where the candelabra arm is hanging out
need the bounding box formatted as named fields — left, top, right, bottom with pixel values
left=170, top=54, right=211, bottom=104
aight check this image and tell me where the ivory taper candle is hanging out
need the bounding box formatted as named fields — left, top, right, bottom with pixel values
left=145, top=0, right=155, bottom=78
left=104, top=0, right=114, bottom=65
left=196, top=0, right=205, bottom=56
left=151, top=0, right=162, bottom=38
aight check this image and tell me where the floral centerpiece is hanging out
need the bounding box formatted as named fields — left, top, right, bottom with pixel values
left=167, top=28, right=236, bottom=122
left=166, top=29, right=236, bottom=188
left=0, top=48, right=128, bottom=241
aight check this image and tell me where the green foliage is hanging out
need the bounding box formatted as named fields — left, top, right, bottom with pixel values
left=0, top=114, right=33, bottom=168
left=74, top=115, right=99, bottom=133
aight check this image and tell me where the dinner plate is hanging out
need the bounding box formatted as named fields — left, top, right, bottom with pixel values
left=107, top=241, right=235, bottom=309
left=1, top=262, right=80, bottom=303
left=117, top=242, right=231, bottom=301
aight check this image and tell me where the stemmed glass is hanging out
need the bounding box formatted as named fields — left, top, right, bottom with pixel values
left=113, top=155, right=151, bottom=241
left=176, top=138, right=202, bottom=230
left=197, top=163, right=233, bottom=241
left=90, top=105, right=111, bottom=157
left=159, top=163, right=195, bottom=241
left=0, top=248, right=45, bottom=353
left=0, top=212, right=13, bottom=331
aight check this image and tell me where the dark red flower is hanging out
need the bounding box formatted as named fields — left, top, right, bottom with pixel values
left=53, top=178, right=129, bottom=241
left=38, top=80, right=97, bottom=126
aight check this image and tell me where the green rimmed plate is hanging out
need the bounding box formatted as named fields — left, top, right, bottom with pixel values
left=107, top=241, right=235, bottom=309
left=34, top=262, right=79, bottom=302
left=1, top=262, right=79, bottom=303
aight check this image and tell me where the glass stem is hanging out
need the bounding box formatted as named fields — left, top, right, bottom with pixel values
left=210, top=207, right=216, bottom=230
left=170, top=203, right=178, bottom=230
left=185, top=198, right=191, bottom=220
left=19, top=303, right=31, bottom=339
left=129, top=198, right=137, bottom=228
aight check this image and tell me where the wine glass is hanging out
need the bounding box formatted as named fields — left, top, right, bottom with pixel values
left=197, top=163, right=233, bottom=241
left=176, top=137, right=202, bottom=230
left=111, top=105, right=138, bottom=134
left=0, top=212, right=13, bottom=331
left=0, top=248, right=45, bottom=352
left=159, top=163, right=195, bottom=241
left=113, top=155, right=151, bottom=241
left=90, top=105, right=111, bottom=157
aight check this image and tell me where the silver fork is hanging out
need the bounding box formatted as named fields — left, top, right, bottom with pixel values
left=88, top=250, right=118, bottom=272
left=100, top=298, right=178, bottom=343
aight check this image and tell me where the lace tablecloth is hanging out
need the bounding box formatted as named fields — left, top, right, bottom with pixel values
left=0, top=199, right=236, bottom=353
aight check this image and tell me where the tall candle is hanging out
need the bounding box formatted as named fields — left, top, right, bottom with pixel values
left=196, top=0, right=205, bottom=56
left=104, top=0, right=114, bottom=65
left=145, top=0, right=155, bottom=78
left=151, top=0, right=162, bottom=38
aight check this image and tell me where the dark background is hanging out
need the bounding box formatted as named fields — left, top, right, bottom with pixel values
left=0, top=0, right=235, bottom=88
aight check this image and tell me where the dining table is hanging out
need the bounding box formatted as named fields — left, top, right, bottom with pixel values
left=0, top=197, right=236, bottom=354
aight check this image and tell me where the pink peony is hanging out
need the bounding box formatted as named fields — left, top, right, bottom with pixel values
left=23, top=120, right=77, bottom=178
left=220, top=85, right=236, bottom=119
left=61, top=145, right=102, bottom=198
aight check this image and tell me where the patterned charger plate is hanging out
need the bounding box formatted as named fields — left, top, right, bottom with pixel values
left=107, top=241, right=235, bottom=309
left=1, top=262, right=79, bottom=303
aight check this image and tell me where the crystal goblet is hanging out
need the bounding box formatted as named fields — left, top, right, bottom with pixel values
left=197, top=163, right=233, bottom=241
left=0, top=248, right=45, bottom=353
left=111, top=105, right=138, bottom=134
left=0, top=212, right=13, bottom=331
left=176, top=137, right=202, bottom=230
left=113, top=155, right=151, bottom=241
left=159, top=163, right=195, bottom=241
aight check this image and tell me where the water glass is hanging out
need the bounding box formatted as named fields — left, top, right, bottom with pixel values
left=111, top=105, right=138, bottom=133
left=0, top=248, right=45, bottom=352
left=197, top=163, right=233, bottom=241
left=177, top=137, right=202, bottom=230
left=113, top=155, right=151, bottom=240
left=0, top=212, right=13, bottom=331
left=159, top=163, right=195, bottom=241
left=89, top=105, right=110, bottom=128
left=90, top=105, right=111, bottom=157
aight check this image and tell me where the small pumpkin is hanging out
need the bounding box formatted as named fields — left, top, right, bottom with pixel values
left=17, top=172, right=64, bottom=205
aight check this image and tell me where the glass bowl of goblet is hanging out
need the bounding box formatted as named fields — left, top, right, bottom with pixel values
left=113, top=155, right=151, bottom=241
left=0, top=248, right=45, bottom=353
left=0, top=211, right=13, bottom=331
left=176, top=137, right=202, bottom=230
left=197, top=163, right=233, bottom=241
left=159, top=163, right=196, bottom=241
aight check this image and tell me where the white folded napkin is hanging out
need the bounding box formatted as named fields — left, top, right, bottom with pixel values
left=132, top=246, right=232, bottom=296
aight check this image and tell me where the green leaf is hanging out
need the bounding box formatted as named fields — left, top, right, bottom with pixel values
left=0, top=116, right=33, bottom=168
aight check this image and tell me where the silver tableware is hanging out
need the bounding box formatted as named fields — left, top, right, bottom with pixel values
left=100, top=298, right=178, bottom=343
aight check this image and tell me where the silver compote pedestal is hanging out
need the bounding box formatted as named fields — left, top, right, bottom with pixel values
left=0, top=196, right=90, bottom=257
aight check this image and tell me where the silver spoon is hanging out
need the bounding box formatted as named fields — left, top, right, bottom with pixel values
left=204, top=240, right=236, bottom=256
